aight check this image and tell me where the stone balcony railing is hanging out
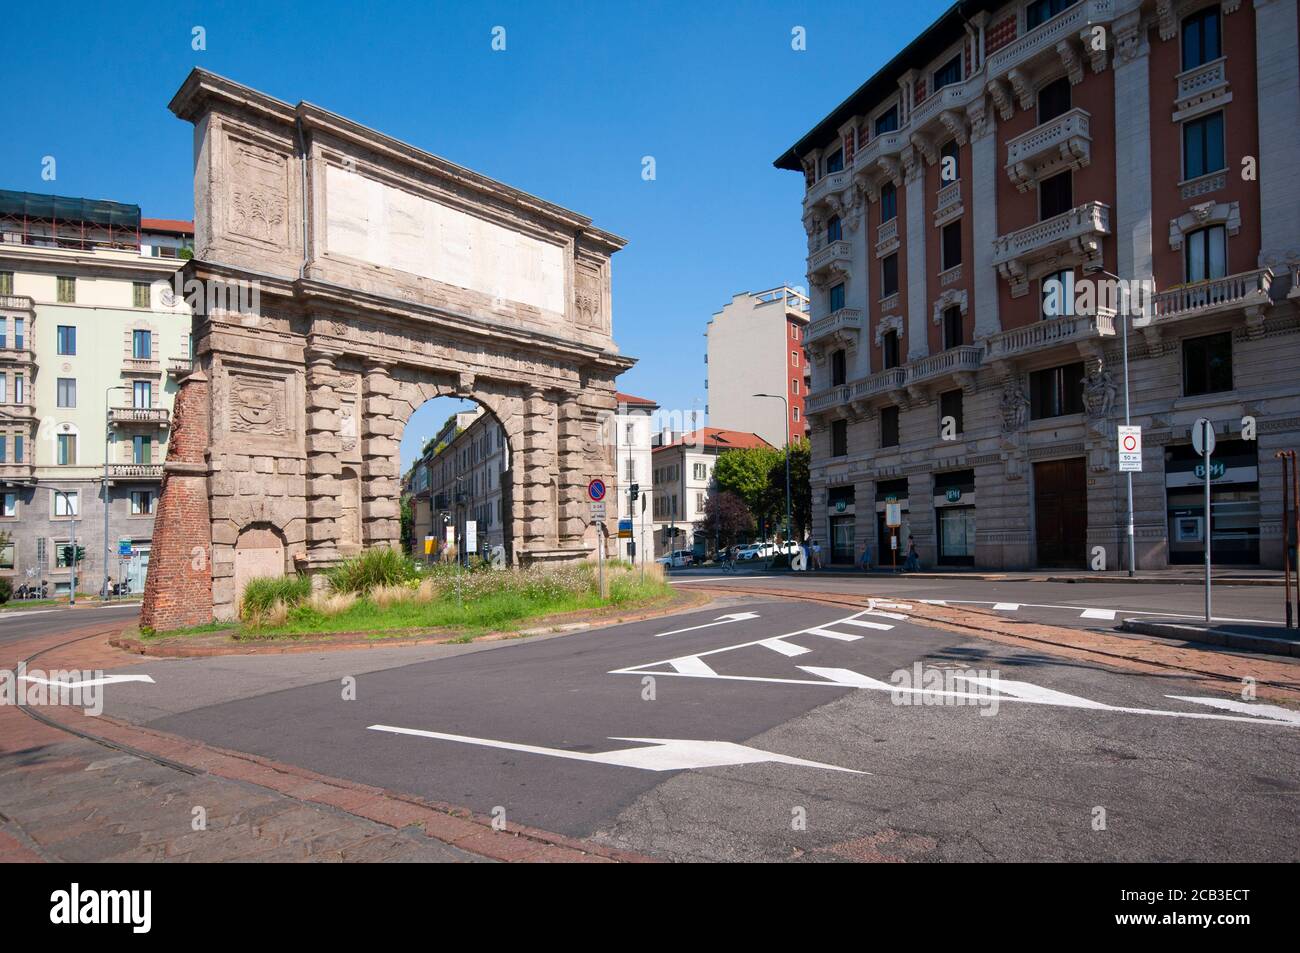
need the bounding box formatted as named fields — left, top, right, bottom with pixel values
left=122, top=356, right=162, bottom=376
left=807, top=239, right=853, bottom=284
left=906, top=345, right=984, bottom=385
left=107, top=463, right=164, bottom=480
left=992, top=201, right=1111, bottom=296
left=982, top=312, right=1116, bottom=365
left=853, top=366, right=908, bottom=400
left=1175, top=57, right=1228, bottom=114
left=108, top=406, right=170, bottom=427
left=1151, top=268, right=1273, bottom=323
left=934, top=179, right=962, bottom=224
left=909, top=74, right=984, bottom=131
left=0, top=294, right=35, bottom=313
left=1005, top=107, right=1091, bottom=191
left=806, top=308, right=864, bottom=348
left=854, top=129, right=907, bottom=176
left=986, top=0, right=1115, bottom=81
left=875, top=217, right=899, bottom=257
left=805, top=169, right=851, bottom=209
left=167, top=356, right=196, bottom=378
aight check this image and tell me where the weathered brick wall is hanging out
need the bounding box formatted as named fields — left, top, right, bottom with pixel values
left=139, top=370, right=214, bottom=630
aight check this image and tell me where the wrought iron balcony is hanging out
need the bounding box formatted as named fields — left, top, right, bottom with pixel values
left=1005, top=108, right=1091, bottom=192
left=108, top=406, right=170, bottom=427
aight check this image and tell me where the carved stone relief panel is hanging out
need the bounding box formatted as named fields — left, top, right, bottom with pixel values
left=225, top=134, right=290, bottom=249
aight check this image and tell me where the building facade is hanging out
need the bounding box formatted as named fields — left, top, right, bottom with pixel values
left=613, top=392, right=657, bottom=563
left=651, top=427, right=773, bottom=556
left=778, top=0, right=1300, bottom=569
left=0, top=191, right=193, bottom=593
left=705, top=286, right=810, bottom=447
left=406, top=407, right=508, bottom=560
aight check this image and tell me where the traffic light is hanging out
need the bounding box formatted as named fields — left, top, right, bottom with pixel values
left=629, top=482, right=639, bottom=502
left=61, top=544, right=86, bottom=566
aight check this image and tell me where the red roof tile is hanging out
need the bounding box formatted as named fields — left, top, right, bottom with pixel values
left=653, top=427, right=772, bottom=452
left=141, top=217, right=194, bottom=234
left=615, top=392, right=658, bottom=406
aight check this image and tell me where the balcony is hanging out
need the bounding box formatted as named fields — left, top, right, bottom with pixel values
left=875, top=217, right=899, bottom=258
left=0, top=461, right=34, bottom=483
left=1150, top=269, right=1273, bottom=325
left=167, top=356, right=196, bottom=379
left=122, top=356, right=162, bottom=377
left=906, top=345, right=984, bottom=387
left=986, top=0, right=1115, bottom=106
left=982, top=313, right=1116, bottom=366
left=934, top=180, right=963, bottom=227
left=1175, top=57, right=1228, bottom=117
left=1005, top=108, right=1091, bottom=192
left=807, top=239, right=852, bottom=286
left=108, top=406, right=170, bottom=427
left=107, top=463, right=163, bottom=481
left=853, top=130, right=907, bottom=178
left=805, top=170, right=851, bottom=211
left=806, top=308, right=863, bottom=353
left=992, top=201, right=1110, bottom=297
left=910, top=75, right=983, bottom=133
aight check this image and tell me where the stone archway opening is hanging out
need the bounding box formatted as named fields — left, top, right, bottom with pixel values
left=140, top=70, right=633, bottom=630
left=233, top=523, right=288, bottom=610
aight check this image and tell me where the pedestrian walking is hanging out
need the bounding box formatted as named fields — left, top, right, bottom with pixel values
left=810, top=539, right=823, bottom=570
left=903, top=539, right=921, bottom=572
left=860, top=542, right=873, bottom=571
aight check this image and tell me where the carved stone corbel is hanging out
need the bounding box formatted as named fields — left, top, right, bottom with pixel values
left=988, top=79, right=1015, bottom=121
left=1056, top=40, right=1084, bottom=85
left=1007, top=68, right=1034, bottom=110
left=939, top=109, right=969, bottom=147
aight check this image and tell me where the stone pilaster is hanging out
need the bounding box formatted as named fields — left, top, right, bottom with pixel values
left=1254, top=0, right=1300, bottom=270
left=520, top=387, right=556, bottom=551
left=968, top=95, right=1002, bottom=338
left=1113, top=8, right=1153, bottom=288
left=360, top=362, right=400, bottom=546
left=903, top=145, right=929, bottom=361
left=303, top=351, right=343, bottom=565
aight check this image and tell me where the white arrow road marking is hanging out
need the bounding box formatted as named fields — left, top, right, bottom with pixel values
left=653, top=612, right=760, bottom=637
left=1080, top=608, right=1117, bottom=620
left=798, top=667, right=897, bottom=690
left=758, top=638, right=811, bottom=657
left=19, top=673, right=154, bottom=689
left=667, top=656, right=717, bottom=676
left=1166, top=696, right=1300, bottom=726
left=367, top=726, right=866, bottom=774
left=952, top=676, right=1111, bottom=710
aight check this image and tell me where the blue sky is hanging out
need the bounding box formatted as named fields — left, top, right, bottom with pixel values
left=0, top=0, right=951, bottom=468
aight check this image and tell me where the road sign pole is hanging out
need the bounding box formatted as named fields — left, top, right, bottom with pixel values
left=1203, top=419, right=1212, bottom=624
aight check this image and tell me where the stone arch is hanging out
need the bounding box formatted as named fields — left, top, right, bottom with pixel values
left=233, top=523, right=288, bottom=616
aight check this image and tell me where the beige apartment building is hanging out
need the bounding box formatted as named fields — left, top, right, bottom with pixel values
left=406, top=407, right=507, bottom=560
left=778, top=0, right=1300, bottom=569
left=0, top=190, right=193, bottom=593
left=706, top=286, right=810, bottom=448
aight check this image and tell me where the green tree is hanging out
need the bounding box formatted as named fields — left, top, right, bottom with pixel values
left=713, top=446, right=781, bottom=523
left=762, top=438, right=811, bottom=540
left=694, top=490, right=754, bottom=553
left=399, top=495, right=414, bottom=554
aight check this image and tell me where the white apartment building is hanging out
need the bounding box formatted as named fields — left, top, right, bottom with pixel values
left=651, top=427, right=773, bottom=556
left=612, top=392, right=657, bottom=563
left=0, top=190, right=193, bottom=594
left=705, top=286, right=811, bottom=448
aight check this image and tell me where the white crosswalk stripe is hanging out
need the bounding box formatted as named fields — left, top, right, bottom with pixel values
left=758, top=638, right=811, bottom=657
left=840, top=618, right=896, bottom=631
left=806, top=627, right=863, bottom=642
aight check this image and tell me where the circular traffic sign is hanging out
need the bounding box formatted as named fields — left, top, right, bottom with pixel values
left=1191, top=418, right=1216, bottom=457
left=587, top=479, right=607, bottom=502
left=1122, top=433, right=1138, bottom=451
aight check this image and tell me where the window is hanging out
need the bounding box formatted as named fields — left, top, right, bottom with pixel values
left=1182, top=6, right=1221, bottom=71
left=826, top=215, right=842, bottom=244
left=1, top=492, right=15, bottom=518
left=882, top=329, right=901, bottom=369
left=56, top=378, right=76, bottom=408
left=130, top=490, right=155, bottom=515
left=53, top=490, right=79, bottom=517
left=829, top=282, right=845, bottom=312
left=939, top=139, right=960, bottom=183
left=1182, top=112, right=1225, bottom=180
left=880, top=406, right=900, bottom=448
left=1041, top=269, right=1075, bottom=318
left=793, top=407, right=800, bottom=423
left=13, top=374, right=22, bottom=404
left=56, top=325, right=76, bottom=355
left=933, top=55, right=962, bottom=92
left=1039, top=170, right=1073, bottom=219
left=0, top=542, right=12, bottom=570
left=0, top=271, right=12, bottom=295
left=56, top=276, right=76, bottom=303
left=1037, top=77, right=1071, bottom=124
left=881, top=253, right=899, bottom=297
left=824, top=149, right=844, bottom=175
left=57, top=433, right=76, bottom=465
left=0, top=435, right=5, bottom=462
left=133, top=435, right=152, bottom=465
left=133, top=282, right=150, bottom=308
left=791, top=378, right=799, bottom=395
left=693, top=462, right=708, bottom=480
left=939, top=389, right=964, bottom=436
left=12, top=435, right=21, bottom=464
left=0, top=373, right=6, bottom=403
left=133, top=380, right=152, bottom=408
left=1027, top=0, right=1076, bottom=30
left=132, top=329, right=152, bottom=360
left=1183, top=332, right=1233, bottom=396
left=1029, top=362, right=1085, bottom=419
left=1184, top=225, right=1227, bottom=282
left=831, top=419, right=848, bottom=457
left=874, top=105, right=899, bottom=136
left=791, top=350, right=800, bottom=367
left=13, top=319, right=21, bottom=350
left=879, top=182, right=897, bottom=222
left=831, top=349, right=847, bottom=387
left=942, top=306, right=963, bottom=349
left=624, top=458, right=635, bottom=482
left=941, top=221, right=962, bottom=271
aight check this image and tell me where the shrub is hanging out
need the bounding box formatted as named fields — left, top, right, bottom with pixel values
left=325, top=547, right=421, bottom=594
left=0, top=577, right=10, bottom=604
left=245, top=598, right=290, bottom=629
left=371, top=582, right=412, bottom=609
left=241, top=574, right=312, bottom=618
left=306, top=590, right=357, bottom=616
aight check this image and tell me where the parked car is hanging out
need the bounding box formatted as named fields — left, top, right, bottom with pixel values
left=735, top=544, right=766, bottom=561
left=656, top=549, right=694, bottom=567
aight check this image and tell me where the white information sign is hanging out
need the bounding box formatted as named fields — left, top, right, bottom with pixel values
left=1118, top=425, right=1143, bottom=472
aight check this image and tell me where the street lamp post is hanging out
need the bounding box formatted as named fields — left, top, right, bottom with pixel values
left=102, top=384, right=129, bottom=599
left=754, top=393, right=791, bottom=554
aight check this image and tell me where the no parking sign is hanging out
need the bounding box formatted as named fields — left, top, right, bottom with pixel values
left=1118, top=425, right=1142, bottom=472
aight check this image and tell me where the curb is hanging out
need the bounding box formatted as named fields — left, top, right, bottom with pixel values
left=111, top=589, right=712, bottom=659
left=699, top=569, right=1285, bottom=587
left=1119, top=618, right=1300, bottom=658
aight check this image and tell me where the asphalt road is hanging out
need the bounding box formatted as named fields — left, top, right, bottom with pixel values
left=0, top=602, right=140, bottom=642
left=94, top=594, right=1300, bottom=861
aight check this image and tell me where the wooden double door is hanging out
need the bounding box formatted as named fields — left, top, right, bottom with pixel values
left=1033, top=458, right=1087, bottom=568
